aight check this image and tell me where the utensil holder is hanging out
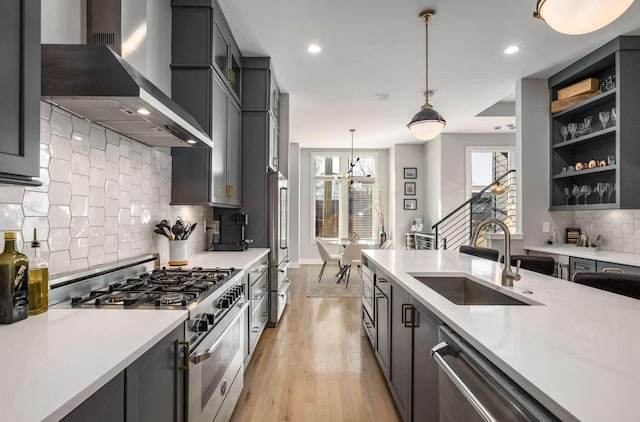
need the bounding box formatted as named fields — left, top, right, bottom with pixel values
left=168, top=240, right=188, bottom=266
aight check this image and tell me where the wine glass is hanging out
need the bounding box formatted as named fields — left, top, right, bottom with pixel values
left=611, top=108, right=617, bottom=126
left=599, top=111, right=610, bottom=130
left=560, top=126, right=569, bottom=142
left=577, top=122, right=585, bottom=137
left=583, top=116, right=593, bottom=134
left=572, top=184, right=581, bottom=205
left=605, top=183, right=614, bottom=203
left=595, top=182, right=606, bottom=204
left=564, top=187, right=571, bottom=205
left=568, top=122, right=578, bottom=139
left=580, top=185, right=592, bottom=204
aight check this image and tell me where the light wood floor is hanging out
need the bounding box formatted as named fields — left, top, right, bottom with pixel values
left=230, top=267, right=401, bottom=422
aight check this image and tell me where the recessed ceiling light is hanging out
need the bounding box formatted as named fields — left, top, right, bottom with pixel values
left=504, top=45, right=520, bottom=55
left=186, top=139, right=197, bottom=145
left=307, top=44, right=322, bottom=54
left=375, top=93, right=390, bottom=101
left=137, top=108, right=150, bottom=115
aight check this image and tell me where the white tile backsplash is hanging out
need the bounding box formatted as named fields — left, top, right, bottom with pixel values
left=0, top=102, right=209, bottom=278
left=575, top=210, right=640, bottom=254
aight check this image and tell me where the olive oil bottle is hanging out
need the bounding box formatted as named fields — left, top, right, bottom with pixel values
left=0, top=232, right=29, bottom=324
left=28, top=229, right=48, bottom=315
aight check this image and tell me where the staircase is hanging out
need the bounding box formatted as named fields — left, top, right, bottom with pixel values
left=431, top=169, right=517, bottom=250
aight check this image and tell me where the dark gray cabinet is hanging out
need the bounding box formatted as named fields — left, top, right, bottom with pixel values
left=62, top=372, right=125, bottom=422
left=410, top=298, right=441, bottom=422
left=374, top=282, right=390, bottom=378
left=390, top=280, right=411, bottom=421
left=568, top=256, right=596, bottom=280
left=171, top=0, right=241, bottom=103
left=171, top=1, right=243, bottom=207
left=62, top=326, right=184, bottom=422
left=125, top=325, right=185, bottom=422
left=242, top=57, right=280, bottom=173
left=549, top=36, right=640, bottom=210
left=0, top=0, right=41, bottom=186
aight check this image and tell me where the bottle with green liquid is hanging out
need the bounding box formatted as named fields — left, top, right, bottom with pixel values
left=28, top=228, right=48, bottom=315
left=0, top=232, right=29, bottom=324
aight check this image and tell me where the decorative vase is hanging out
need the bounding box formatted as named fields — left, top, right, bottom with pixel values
left=379, top=226, right=387, bottom=247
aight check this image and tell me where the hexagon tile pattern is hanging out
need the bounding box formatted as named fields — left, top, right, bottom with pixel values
left=0, top=102, right=209, bottom=280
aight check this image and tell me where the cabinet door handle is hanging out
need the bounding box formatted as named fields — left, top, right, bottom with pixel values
left=226, top=185, right=234, bottom=198
left=603, top=267, right=624, bottom=273
left=401, top=304, right=413, bottom=327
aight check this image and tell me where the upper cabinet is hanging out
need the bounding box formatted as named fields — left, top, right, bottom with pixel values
left=172, top=0, right=242, bottom=104
left=0, top=0, right=41, bottom=186
left=549, top=36, right=640, bottom=210
left=171, top=0, right=242, bottom=207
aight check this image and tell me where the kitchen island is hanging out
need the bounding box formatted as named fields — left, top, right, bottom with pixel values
left=0, top=248, right=269, bottom=422
left=363, top=248, right=640, bottom=422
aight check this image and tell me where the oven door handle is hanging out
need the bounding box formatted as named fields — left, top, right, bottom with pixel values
left=190, top=300, right=249, bottom=365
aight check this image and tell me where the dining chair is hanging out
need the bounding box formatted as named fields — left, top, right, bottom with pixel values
left=380, top=240, right=393, bottom=250
left=501, top=255, right=555, bottom=276
left=316, top=240, right=342, bottom=282
left=340, top=243, right=369, bottom=288
left=459, top=245, right=500, bottom=262
left=573, top=271, right=640, bottom=300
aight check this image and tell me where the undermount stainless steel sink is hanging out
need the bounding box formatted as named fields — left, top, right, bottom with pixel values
left=413, top=276, right=531, bottom=306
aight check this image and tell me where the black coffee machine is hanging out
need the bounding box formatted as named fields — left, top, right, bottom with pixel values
left=211, top=213, right=251, bottom=251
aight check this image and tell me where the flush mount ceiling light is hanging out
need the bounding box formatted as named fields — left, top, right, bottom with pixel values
left=408, top=10, right=446, bottom=141
left=307, top=44, right=322, bottom=54
left=534, top=0, right=635, bottom=35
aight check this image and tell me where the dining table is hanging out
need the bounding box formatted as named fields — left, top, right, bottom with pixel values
left=328, top=239, right=378, bottom=283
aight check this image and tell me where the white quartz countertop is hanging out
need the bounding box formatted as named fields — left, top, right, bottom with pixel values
left=363, top=249, right=640, bottom=422
left=524, top=244, right=640, bottom=267
left=0, top=308, right=188, bottom=422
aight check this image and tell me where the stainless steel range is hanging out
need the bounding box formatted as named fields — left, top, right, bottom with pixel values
left=50, top=254, right=248, bottom=422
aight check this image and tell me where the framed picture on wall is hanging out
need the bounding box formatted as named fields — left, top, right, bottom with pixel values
left=404, top=198, right=417, bottom=210
left=404, top=182, right=416, bottom=195
left=404, top=167, right=417, bottom=179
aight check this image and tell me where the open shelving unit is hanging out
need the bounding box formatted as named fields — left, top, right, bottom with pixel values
left=548, top=36, right=640, bottom=210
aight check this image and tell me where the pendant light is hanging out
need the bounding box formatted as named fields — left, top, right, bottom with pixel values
left=534, top=0, right=635, bottom=35
left=347, top=129, right=359, bottom=191
left=407, top=9, right=446, bottom=141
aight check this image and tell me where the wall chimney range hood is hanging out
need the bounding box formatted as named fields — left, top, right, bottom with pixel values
left=41, top=44, right=212, bottom=149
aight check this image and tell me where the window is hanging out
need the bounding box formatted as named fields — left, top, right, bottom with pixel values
left=313, top=152, right=378, bottom=240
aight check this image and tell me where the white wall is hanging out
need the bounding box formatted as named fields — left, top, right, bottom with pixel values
left=425, top=136, right=441, bottom=229
left=439, top=133, right=515, bottom=219
left=289, top=143, right=300, bottom=266
left=391, top=144, right=426, bottom=245
left=298, top=148, right=389, bottom=263
left=517, top=78, right=574, bottom=251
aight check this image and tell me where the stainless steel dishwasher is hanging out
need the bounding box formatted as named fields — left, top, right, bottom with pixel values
left=431, top=326, right=560, bottom=422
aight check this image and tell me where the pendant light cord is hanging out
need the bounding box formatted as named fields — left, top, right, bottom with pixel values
left=420, top=10, right=435, bottom=110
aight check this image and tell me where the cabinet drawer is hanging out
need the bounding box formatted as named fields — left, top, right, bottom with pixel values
left=596, top=261, right=640, bottom=275
left=569, top=257, right=596, bottom=280
left=248, top=256, right=269, bottom=286
left=249, top=295, right=268, bottom=349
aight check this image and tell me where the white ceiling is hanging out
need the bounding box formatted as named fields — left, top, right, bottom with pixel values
left=219, top=0, right=640, bottom=149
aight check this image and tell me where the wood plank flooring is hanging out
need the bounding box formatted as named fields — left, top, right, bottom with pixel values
left=230, top=266, right=401, bottom=422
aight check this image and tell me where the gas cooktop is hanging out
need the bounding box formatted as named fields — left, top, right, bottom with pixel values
left=69, top=267, right=237, bottom=309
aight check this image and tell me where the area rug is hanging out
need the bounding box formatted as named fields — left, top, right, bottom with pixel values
left=292, top=265, right=362, bottom=298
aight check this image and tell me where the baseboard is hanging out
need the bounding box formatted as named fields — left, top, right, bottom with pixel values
left=289, top=261, right=301, bottom=269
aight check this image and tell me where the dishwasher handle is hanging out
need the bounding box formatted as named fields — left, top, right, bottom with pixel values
left=431, top=342, right=497, bottom=422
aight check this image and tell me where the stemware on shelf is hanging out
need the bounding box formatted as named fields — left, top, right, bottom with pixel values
left=595, top=182, right=606, bottom=204
left=572, top=184, right=581, bottom=205
left=605, top=183, right=614, bottom=203
left=583, top=116, right=593, bottom=134
left=580, top=185, right=592, bottom=204
left=564, top=187, right=572, bottom=205
left=599, top=111, right=610, bottom=130
left=568, top=122, right=578, bottom=139
left=611, top=108, right=617, bottom=126
left=560, top=126, right=569, bottom=142
left=607, top=155, right=616, bottom=166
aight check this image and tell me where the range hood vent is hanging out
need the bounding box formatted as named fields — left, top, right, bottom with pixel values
left=41, top=44, right=212, bottom=149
